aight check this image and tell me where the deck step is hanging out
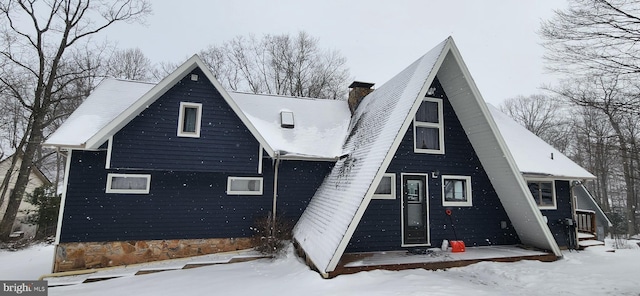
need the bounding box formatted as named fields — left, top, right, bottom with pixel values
left=578, top=239, right=605, bottom=248
left=577, top=232, right=596, bottom=240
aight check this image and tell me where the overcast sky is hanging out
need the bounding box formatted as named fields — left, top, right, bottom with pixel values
left=106, top=1, right=567, bottom=105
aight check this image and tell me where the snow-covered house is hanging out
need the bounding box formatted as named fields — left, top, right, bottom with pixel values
left=44, top=37, right=603, bottom=276
left=0, top=153, right=52, bottom=239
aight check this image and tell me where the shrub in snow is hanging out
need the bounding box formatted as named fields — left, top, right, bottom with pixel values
left=250, top=212, right=293, bottom=256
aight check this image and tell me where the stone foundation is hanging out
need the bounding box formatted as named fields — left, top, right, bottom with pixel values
left=53, top=238, right=253, bottom=273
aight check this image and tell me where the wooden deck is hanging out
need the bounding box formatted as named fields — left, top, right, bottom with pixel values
left=328, top=245, right=557, bottom=278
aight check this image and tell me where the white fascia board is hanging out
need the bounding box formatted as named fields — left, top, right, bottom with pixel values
left=54, top=149, right=73, bottom=246
left=325, top=40, right=451, bottom=273
left=442, top=39, right=561, bottom=257
left=83, top=55, right=276, bottom=157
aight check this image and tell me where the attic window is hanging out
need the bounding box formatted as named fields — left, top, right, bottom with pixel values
left=414, top=97, right=444, bottom=154
left=280, top=111, right=294, bottom=128
left=177, top=102, right=202, bottom=138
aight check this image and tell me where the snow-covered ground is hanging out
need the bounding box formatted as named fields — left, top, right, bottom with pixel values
left=1, top=241, right=639, bottom=295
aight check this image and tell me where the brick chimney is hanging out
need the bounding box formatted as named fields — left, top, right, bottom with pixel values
left=348, top=81, right=375, bottom=115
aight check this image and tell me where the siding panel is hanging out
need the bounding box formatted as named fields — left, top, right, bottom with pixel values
left=110, top=67, right=259, bottom=173
left=60, top=150, right=332, bottom=242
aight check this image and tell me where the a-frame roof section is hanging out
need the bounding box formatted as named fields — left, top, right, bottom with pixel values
left=293, top=37, right=561, bottom=276
left=57, top=55, right=275, bottom=155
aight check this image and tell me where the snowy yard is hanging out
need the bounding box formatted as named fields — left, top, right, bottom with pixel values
left=0, top=241, right=639, bottom=296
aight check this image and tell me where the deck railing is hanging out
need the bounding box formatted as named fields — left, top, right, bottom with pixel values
left=576, top=209, right=597, bottom=236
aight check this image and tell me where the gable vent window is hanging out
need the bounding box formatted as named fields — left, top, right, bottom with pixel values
left=280, top=111, right=294, bottom=128
left=177, top=102, right=202, bottom=138
left=414, top=97, right=444, bottom=154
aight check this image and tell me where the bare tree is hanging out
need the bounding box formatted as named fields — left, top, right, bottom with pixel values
left=198, top=31, right=350, bottom=100
left=540, top=0, right=640, bottom=76
left=541, top=0, right=640, bottom=236
left=499, top=94, right=572, bottom=153
left=0, top=0, right=151, bottom=241
left=553, top=75, right=638, bottom=235
left=572, top=106, right=617, bottom=213
left=107, top=47, right=153, bottom=80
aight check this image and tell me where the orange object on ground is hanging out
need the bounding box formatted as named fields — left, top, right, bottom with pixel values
left=450, top=240, right=466, bottom=253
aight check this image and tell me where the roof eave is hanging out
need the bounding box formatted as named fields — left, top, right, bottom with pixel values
left=80, top=55, right=277, bottom=156
left=522, top=172, right=597, bottom=180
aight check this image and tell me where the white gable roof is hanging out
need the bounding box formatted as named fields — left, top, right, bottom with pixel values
left=293, top=37, right=562, bottom=276
left=229, top=92, right=351, bottom=160
left=45, top=79, right=155, bottom=147
left=488, top=104, right=595, bottom=179
left=45, top=55, right=275, bottom=156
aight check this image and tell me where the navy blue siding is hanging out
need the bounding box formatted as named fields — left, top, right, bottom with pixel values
left=541, top=180, right=574, bottom=247
left=347, top=78, right=520, bottom=252
left=60, top=150, right=332, bottom=243
left=110, top=67, right=259, bottom=173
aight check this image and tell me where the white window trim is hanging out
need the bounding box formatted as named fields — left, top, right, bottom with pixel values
left=177, top=102, right=202, bottom=138
left=105, top=136, right=113, bottom=169
left=226, top=176, right=263, bottom=195
left=441, top=175, right=472, bottom=207
left=106, top=173, right=151, bottom=194
left=413, top=97, right=445, bottom=154
left=373, top=173, right=396, bottom=200
left=527, top=179, right=557, bottom=210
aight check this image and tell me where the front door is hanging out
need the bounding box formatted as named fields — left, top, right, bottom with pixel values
left=402, top=174, right=429, bottom=245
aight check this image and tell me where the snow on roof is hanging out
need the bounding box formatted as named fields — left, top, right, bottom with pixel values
left=44, top=79, right=155, bottom=147
left=229, top=92, right=351, bottom=160
left=488, top=104, right=595, bottom=179
left=293, top=39, right=449, bottom=275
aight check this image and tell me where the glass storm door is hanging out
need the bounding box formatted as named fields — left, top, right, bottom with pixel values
left=402, top=174, right=429, bottom=245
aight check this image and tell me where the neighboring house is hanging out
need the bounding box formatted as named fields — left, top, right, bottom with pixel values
left=0, top=153, right=52, bottom=239
left=44, top=37, right=605, bottom=276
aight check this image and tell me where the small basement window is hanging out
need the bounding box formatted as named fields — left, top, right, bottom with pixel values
left=527, top=180, right=556, bottom=209
left=106, top=173, right=151, bottom=194
left=442, top=175, right=472, bottom=207
left=373, top=173, right=396, bottom=200
left=177, top=102, right=202, bottom=138
left=280, top=111, right=294, bottom=128
left=227, top=177, right=263, bottom=195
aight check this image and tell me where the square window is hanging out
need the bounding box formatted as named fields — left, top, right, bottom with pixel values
left=106, top=173, right=151, bottom=194
left=373, top=173, right=396, bottom=200
left=527, top=180, right=556, bottom=209
left=442, top=175, right=472, bottom=206
left=227, top=177, right=263, bottom=195
left=414, top=97, right=444, bottom=154
left=177, top=102, right=202, bottom=137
